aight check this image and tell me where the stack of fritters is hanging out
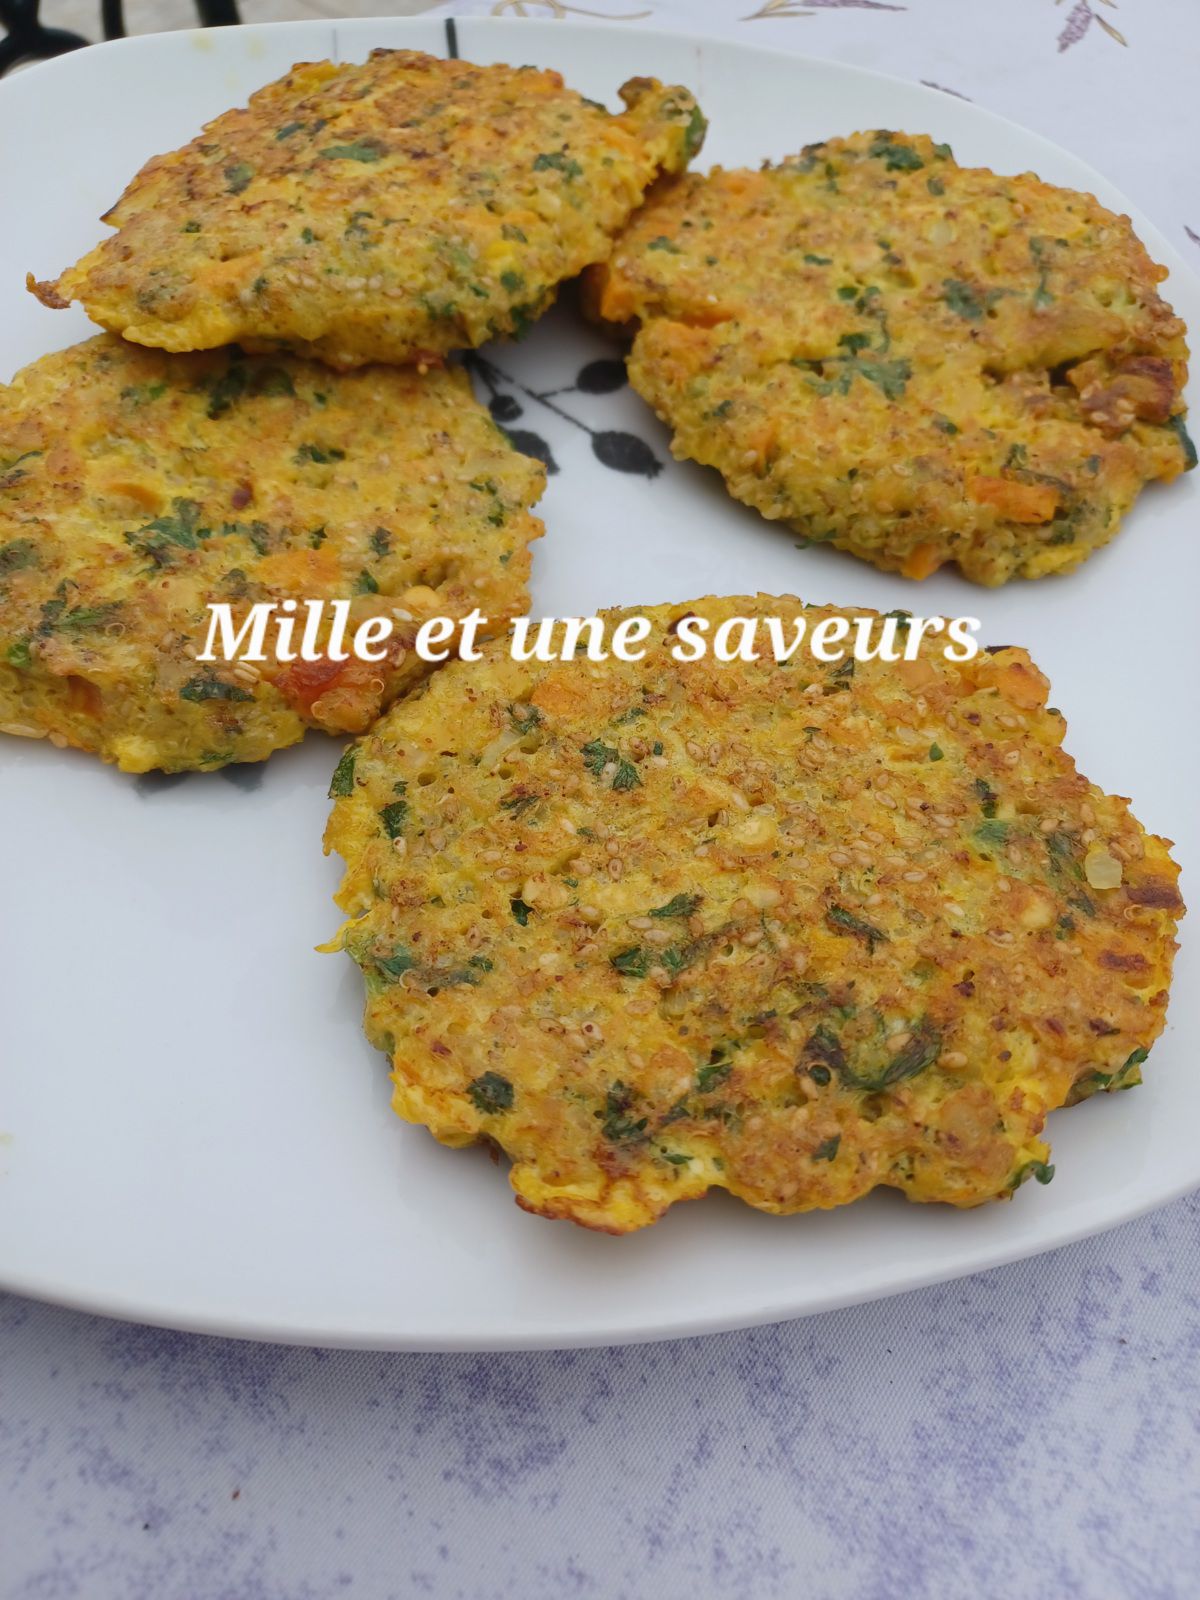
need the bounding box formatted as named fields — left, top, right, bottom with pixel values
left=4, top=49, right=706, bottom=769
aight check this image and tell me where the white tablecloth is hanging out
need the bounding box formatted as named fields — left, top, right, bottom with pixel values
left=4, top=3, right=1198, bottom=1595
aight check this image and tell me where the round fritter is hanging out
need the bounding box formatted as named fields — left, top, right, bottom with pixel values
left=0, top=335, right=543, bottom=773
left=324, top=595, right=1183, bottom=1233
left=30, top=50, right=706, bottom=371
left=588, top=133, right=1194, bottom=586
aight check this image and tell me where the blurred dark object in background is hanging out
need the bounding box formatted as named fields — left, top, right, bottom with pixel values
left=0, top=0, right=241, bottom=74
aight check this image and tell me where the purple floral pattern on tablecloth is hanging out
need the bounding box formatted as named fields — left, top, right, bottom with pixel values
left=1058, top=0, right=1127, bottom=51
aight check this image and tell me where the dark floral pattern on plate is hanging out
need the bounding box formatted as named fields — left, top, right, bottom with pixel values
left=468, top=353, right=663, bottom=479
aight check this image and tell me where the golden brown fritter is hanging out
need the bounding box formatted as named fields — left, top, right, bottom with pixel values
left=0, top=335, right=543, bottom=772
left=589, top=133, right=1193, bottom=585
left=31, top=51, right=706, bottom=370
left=324, top=595, right=1183, bottom=1233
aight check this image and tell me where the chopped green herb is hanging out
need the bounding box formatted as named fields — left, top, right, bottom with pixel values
left=294, top=443, right=345, bottom=465
left=6, top=639, right=32, bottom=668
left=838, top=1020, right=942, bottom=1093
left=508, top=703, right=542, bottom=736
left=973, top=819, right=1010, bottom=848
left=532, top=150, right=583, bottom=180
left=355, top=569, right=379, bottom=595
left=929, top=743, right=944, bottom=762
left=648, top=236, right=681, bottom=254
left=55, top=602, right=122, bottom=631
left=378, top=799, right=409, bottom=838
left=804, top=253, right=833, bottom=266
left=203, top=365, right=249, bottom=419
left=611, top=946, right=650, bottom=979
left=1029, top=238, right=1054, bottom=307
left=696, top=1056, right=732, bottom=1094
left=376, top=946, right=416, bottom=980
left=179, top=674, right=252, bottom=703
left=682, top=105, right=707, bottom=159
left=812, top=1135, right=841, bottom=1163
left=121, top=381, right=167, bottom=406
left=868, top=137, right=924, bottom=172
left=510, top=897, right=533, bottom=926
left=1168, top=413, right=1198, bottom=471
left=941, top=279, right=993, bottom=321
left=0, top=538, right=37, bottom=574
left=468, top=1072, right=514, bottom=1115
left=582, top=738, right=640, bottom=790
left=827, top=904, right=888, bottom=953
left=328, top=746, right=357, bottom=798
left=1076, top=1045, right=1148, bottom=1098
left=224, top=162, right=254, bottom=195
left=1011, top=1159, right=1055, bottom=1190
left=650, top=893, right=701, bottom=920
left=974, top=777, right=998, bottom=818
left=598, top=1081, right=648, bottom=1144
left=500, top=794, right=539, bottom=819
left=320, top=139, right=385, bottom=163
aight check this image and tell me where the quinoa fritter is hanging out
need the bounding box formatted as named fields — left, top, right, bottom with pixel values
left=589, top=133, right=1193, bottom=585
left=325, top=595, right=1183, bottom=1233
left=0, top=335, right=543, bottom=773
left=30, top=51, right=706, bottom=371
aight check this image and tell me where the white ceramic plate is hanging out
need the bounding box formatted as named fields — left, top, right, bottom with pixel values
left=1, top=16, right=1196, bottom=1350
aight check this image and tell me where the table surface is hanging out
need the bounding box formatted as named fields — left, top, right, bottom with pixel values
left=5, top=2, right=1199, bottom=1596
